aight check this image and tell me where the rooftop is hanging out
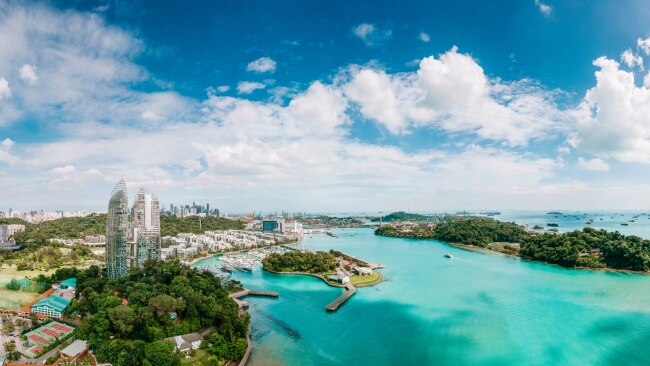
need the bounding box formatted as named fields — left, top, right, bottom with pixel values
left=60, top=278, right=77, bottom=288
left=32, top=295, right=72, bottom=313
left=60, top=339, right=88, bottom=357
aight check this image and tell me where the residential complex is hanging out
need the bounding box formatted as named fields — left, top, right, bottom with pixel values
left=131, top=188, right=161, bottom=267
left=105, top=180, right=162, bottom=278
left=106, top=179, right=130, bottom=279
left=0, top=224, right=25, bottom=246
left=161, top=230, right=298, bottom=260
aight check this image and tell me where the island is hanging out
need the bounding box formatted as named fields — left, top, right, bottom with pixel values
left=376, top=215, right=650, bottom=272
left=262, top=249, right=383, bottom=310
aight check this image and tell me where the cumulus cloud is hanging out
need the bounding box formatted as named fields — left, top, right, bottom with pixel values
left=535, top=0, right=552, bottom=16
left=620, top=49, right=643, bottom=70
left=246, top=57, right=277, bottom=73
left=0, top=138, right=19, bottom=165
left=0, top=77, right=11, bottom=99
left=237, top=81, right=266, bottom=94
left=419, top=32, right=430, bottom=43
left=343, top=47, right=568, bottom=144
left=578, top=157, right=609, bottom=171
left=638, top=37, right=650, bottom=55
left=571, top=57, right=650, bottom=162
left=19, top=64, right=38, bottom=84
left=352, top=23, right=392, bottom=47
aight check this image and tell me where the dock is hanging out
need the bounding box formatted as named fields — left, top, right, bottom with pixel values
left=230, top=288, right=279, bottom=313
left=325, top=284, right=356, bottom=311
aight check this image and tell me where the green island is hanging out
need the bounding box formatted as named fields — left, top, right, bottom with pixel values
left=295, top=215, right=365, bottom=228
left=376, top=215, right=650, bottom=271
left=56, top=260, right=248, bottom=366
left=262, top=250, right=382, bottom=287
left=371, top=211, right=444, bottom=223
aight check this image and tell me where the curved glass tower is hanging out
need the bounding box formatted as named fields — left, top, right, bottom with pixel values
left=106, top=179, right=129, bottom=278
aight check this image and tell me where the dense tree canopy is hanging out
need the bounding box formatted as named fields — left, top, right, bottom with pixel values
left=433, top=217, right=528, bottom=246
left=159, top=215, right=244, bottom=236
left=51, top=260, right=248, bottom=365
left=262, top=251, right=336, bottom=273
left=377, top=216, right=650, bottom=271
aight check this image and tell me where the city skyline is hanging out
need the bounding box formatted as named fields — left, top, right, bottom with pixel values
left=1, top=0, right=650, bottom=212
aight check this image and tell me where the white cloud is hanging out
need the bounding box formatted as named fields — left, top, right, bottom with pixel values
left=620, top=49, right=643, bottom=70
left=0, top=77, right=11, bottom=99
left=638, top=37, right=650, bottom=55
left=535, top=0, right=552, bottom=16
left=246, top=57, right=277, bottom=73
left=345, top=68, right=410, bottom=134
left=0, top=138, right=19, bottom=165
left=287, top=81, right=348, bottom=134
left=343, top=47, right=568, bottom=144
left=578, top=157, right=609, bottom=171
left=419, top=32, right=430, bottom=43
left=237, top=81, right=266, bottom=94
left=571, top=57, right=650, bottom=162
left=49, top=165, right=77, bottom=175
left=19, top=64, right=38, bottom=84
left=217, top=85, right=230, bottom=93
left=352, top=23, right=392, bottom=47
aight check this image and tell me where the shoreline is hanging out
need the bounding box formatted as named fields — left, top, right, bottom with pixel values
left=408, top=236, right=650, bottom=276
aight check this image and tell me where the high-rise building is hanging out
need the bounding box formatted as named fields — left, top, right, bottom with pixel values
left=106, top=179, right=129, bottom=279
left=131, top=187, right=161, bottom=266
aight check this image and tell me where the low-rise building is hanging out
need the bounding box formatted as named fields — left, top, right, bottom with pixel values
left=59, top=340, right=89, bottom=362
left=31, top=296, right=72, bottom=319
left=164, top=332, right=203, bottom=353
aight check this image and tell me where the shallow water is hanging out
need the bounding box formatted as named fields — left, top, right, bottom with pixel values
left=194, top=227, right=650, bottom=366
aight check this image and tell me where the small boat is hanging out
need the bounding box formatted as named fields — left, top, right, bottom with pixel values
left=621, top=223, right=629, bottom=226
left=547, top=223, right=559, bottom=227
left=444, top=254, right=453, bottom=259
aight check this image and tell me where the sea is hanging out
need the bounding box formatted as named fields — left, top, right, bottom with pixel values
left=193, top=212, right=650, bottom=365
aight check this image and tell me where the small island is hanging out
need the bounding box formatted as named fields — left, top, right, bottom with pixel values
left=375, top=214, right=650, bottom=272
left=262, top=249, right=383, bottom=310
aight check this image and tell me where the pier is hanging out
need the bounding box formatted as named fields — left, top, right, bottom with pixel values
left=230, top=288, right=279, bottom=314
left=325, top=284, right=356, bottom=311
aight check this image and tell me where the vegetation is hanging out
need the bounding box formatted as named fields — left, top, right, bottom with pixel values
left=48, top=260, right=248, bottom=366
left=13, top=214, right=107, bottom=246
left=433, top=217, right=528, bottom=246
left=0, top=244, right=99, bottom=271
left=350, top=272, right=381, bottom=286
left=296, top=215, right=364, bottom=228
left=379, top=216, right=650, bottom=271
left=262, top=251, right=336, bottom=273
left=375, top=224, right=436, bottom=239
left=160, top=215, right=244, bottom=237
left=371, top=211, right=441, bottom=223
left=520, top=228, right=650, bottom=270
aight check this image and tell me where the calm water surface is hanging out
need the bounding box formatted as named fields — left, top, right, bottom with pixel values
left=194, top=226, right=650, bottom=366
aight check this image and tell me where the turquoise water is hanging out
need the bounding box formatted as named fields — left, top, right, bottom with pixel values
left=194, top=228, right=650, bottom=366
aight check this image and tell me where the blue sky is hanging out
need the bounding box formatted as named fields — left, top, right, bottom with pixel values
left=1, top=0, right=650, bottom=213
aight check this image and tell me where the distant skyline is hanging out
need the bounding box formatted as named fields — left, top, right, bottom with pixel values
left=2, top=0, right=650, bottom=212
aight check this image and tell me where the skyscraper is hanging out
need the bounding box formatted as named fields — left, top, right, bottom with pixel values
left=106, top=179, right=129, bottom=279
left=131, top=187, right=161, bottom=266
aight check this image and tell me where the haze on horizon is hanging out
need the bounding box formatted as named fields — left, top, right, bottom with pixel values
left=1, top=0, right=650, bottom=213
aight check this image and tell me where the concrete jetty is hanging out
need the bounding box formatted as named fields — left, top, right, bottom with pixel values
left=230, top=288, right=279, bottom=314
left=325, top=284, right=356, bottom=311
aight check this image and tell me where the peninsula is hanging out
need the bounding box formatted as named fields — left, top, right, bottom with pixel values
left=375, top=214, right=650, bottom=272
left=261, top=249, right=383, bottom=310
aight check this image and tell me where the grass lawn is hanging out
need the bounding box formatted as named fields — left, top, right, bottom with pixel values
left=180, top=349, right=208, bottom=364
left=0, top=288, right=39, bottom=309
left=350, top=271, right=381, bottom=286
